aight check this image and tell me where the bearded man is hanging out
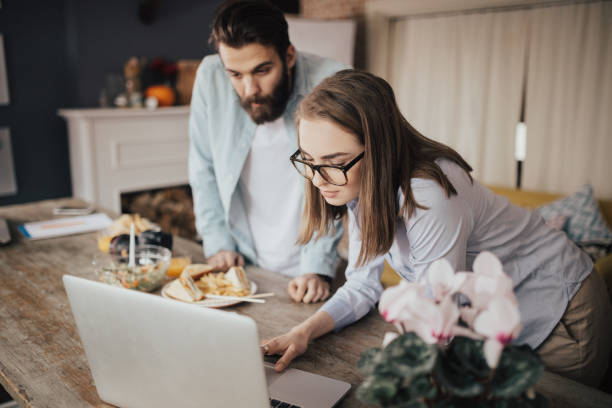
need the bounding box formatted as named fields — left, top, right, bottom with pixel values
left=189, top=0, right=346, bottom=303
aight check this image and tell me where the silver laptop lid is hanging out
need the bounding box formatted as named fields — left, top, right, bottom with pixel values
left=63, top=275, right=270, bottom=408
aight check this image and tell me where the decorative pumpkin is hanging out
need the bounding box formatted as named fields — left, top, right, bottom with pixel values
left=145, top=85, right=175, bottom=107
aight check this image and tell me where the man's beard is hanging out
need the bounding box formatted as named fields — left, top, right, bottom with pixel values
left=239, top=64, right=291, bottom=125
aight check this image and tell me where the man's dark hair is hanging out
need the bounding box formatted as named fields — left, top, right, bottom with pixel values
left=209, top=0, right=291, bottom=59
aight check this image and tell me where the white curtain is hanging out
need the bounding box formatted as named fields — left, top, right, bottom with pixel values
left=388, top=1, right=612, bottom=198
left=524, top=1, right=612, bottom=199
left=389, top=9, right=529, bottom=186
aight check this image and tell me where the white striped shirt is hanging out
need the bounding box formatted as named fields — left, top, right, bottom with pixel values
left=320, top=160, right=592, bottom=348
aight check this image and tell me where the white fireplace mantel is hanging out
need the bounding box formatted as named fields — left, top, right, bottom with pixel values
left=59, top=106, right=190, bottom=213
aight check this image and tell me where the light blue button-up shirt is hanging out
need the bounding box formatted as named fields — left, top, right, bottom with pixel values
left=321, top=160, right=592, bottom=348
left=188, top=52, right=346, bottom=278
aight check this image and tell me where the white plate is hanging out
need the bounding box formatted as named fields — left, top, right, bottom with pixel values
left=161, top=280, right=257, bottom=308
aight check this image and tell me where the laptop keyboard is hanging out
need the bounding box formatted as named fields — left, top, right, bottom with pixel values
left=270, top=398, right=301, bottom=408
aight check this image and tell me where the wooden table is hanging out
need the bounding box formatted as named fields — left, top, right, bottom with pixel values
left=2, top=199, right=612, bottom=408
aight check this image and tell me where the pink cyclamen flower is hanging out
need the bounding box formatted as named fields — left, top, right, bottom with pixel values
left=380, top=282, right=472, bottom=345
left=427, top=258, right=467, bottom=303
left=379, top=280, right=426, bottom=323
left=458, top=251, right=517, bottom=325
left=473, top=296, right=522, bottom=368
left=402, top=295, right=479, bottom=344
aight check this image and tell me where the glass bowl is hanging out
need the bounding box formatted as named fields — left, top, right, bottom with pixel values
left=93, top=244, right=171, bottom=292
left=96, top=227, right=170, bottom=254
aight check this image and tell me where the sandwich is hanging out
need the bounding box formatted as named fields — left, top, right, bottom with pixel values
left=165, top=264, right=250, bottom=303
left=225, top=266, right=249, bottom=291
left=164, top=279, right=194, bottom=303
left=177, top=264, right=215, bottom=302
left=182, top=264, right=215, bottom=280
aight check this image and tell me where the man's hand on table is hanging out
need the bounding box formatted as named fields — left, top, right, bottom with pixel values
left=206, top=250, right=245, bottom=270
left=288, top=273, right=330, bottom=303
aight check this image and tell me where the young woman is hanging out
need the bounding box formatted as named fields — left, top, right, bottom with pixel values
left=262, top=70, right=612, bottom=387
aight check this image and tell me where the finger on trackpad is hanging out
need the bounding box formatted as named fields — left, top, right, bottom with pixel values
left=264, top=362, right=283, bottom=386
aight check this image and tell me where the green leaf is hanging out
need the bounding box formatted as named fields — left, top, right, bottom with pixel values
left=434, top=348, right=485, bottom=397
left=433, top=398, right=486, bottom=408
left=489, top=399, right=517, bottom=408
left=433, top=400, right=455, bottom=408
left=488, top=392, right=549, bottom=408
left=489, top=346, right=544, bottom=398
left=358, top=347, right=386, bottom=376
left=356, top=374, right=399, bottom=405
left=386, top=399, right=429, bottom=408
left=408, top=374, right=437, bottom=399
left=449, top=337, right=491, bottom=379
left=385, top=332, right=438, bottom=378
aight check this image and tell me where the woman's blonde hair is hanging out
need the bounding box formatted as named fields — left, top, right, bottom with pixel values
left=296, top=70, right=473, bottom=266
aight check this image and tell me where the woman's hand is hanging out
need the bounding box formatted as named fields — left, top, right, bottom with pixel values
left=261, top=311, right=336, bottom=372
left=206, top=250, right=244, bottom=270
left=288, top=274, right=331, bottom=303
left=262, top=326, right=310, bottom=372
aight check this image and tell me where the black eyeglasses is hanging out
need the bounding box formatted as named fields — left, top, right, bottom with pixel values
left=290, top=150, right=364, bottom=186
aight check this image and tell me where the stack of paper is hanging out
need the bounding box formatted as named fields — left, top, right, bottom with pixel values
left=19, top=213, right=113, bottom=240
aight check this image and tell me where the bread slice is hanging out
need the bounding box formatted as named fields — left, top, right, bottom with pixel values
left=182, top=263, right=215, bottom=280
left=225, top=266, right=249, bottom=291
left=179, top=268, right=206, bottom=301
left=164, top=279, right=194, bottom=303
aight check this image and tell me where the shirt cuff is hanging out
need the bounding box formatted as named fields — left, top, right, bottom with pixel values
left=320, top=294, right=359, bottom=331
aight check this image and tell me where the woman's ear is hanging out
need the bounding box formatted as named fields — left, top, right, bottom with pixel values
left=285, top=44, right=296, bottom=70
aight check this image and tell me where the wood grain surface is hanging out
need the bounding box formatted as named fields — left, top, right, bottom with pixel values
left=1, top=198, right=611, bottom=408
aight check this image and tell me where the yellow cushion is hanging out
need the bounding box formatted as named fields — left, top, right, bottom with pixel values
left=381, top=260, right=401, bottom=288
left=595, top=254, right=612, bottom=300
left=488, top=185, right=612, bottom=228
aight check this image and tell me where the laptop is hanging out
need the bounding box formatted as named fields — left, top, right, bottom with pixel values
left=63, top=275, right=351, bottom=408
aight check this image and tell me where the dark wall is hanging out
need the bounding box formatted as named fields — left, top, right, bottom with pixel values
left=0, top=1, right=74, bottom=206
left=0, top=0, right=222, bottom=206
left=68, top=0, right=221, bottom=107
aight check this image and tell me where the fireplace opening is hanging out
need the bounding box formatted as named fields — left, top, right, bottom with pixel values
left=121, top=185, right=198, bottom=243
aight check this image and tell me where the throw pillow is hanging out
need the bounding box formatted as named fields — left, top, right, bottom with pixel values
left=536, top=184, right=612, bottom=247
left=578, top=243, right=612, bottom=262
left=545, top=214, right=569, bottom=231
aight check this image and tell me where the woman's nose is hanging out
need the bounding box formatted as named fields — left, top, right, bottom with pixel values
left=311, top=171, right=328, bottom=188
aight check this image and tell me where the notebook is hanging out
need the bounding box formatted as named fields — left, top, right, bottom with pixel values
left=19, top=213, right=112, bottom=240
left=63, top=275, right=351, bottom=408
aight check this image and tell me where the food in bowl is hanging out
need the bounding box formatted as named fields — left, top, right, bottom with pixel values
left=95, top=244, right=171, bottom=292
